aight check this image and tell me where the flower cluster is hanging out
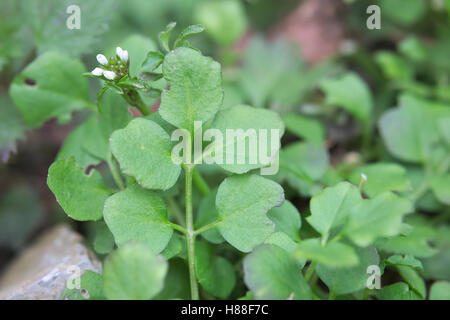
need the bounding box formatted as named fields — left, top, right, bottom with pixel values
left=91, top=47, right=129, bottom=81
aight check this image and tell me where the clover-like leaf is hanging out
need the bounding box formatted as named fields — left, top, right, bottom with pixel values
left=306, top=182, right=362, bottom=237
left=215, top=174, right=284, bottom=252
left=47, top=158, right=111, bottom=221
left=57, top=91, right=132, bottom=168
left=385, top=254, right=423, bottom=271
left=281, top=113, right=325, bottom=146
left=103, top=243, right=168, bottom=300
left=195, top=241, right=236, bottom=299
left=294, top=238, right=359, bottom=268
left=378, top=282, right=412, bottom=300
left=89, top=220, right=115, bottom=255
left=280, top=142, right=329, bottom=183
left=429, top=281, right=450, bottom=300
left=316, top=244, right=380, bottom=295
left=159, top=47, right=223, bottom=132
left=375, top=233, right=436, bottom=258
left=243, top=244, right=312, bottom=300
left=319, top=72, right=373, bottom=123
left=61, top=271, right=105, bottom=300
left=343, top=192, right=413, bottom=247
left=110, top=118, right=181, bottom=190
left=349, top=163, right=411, bottom=197
left=195, top=0, right=246, bottom=46
left=9, top=52, right=90, bottom=127
left=378, top=94, right=449, bottom=163
left=267, top=200, right=301, bottom=242
left=429, top=174, right=450, bottom=205
left=103, top=184, right=173, bottom=253
left=209, top=105, right=285, bottom=174
left=264, top=232, right=300, bottom=256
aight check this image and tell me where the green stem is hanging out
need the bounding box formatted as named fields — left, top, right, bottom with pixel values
left=107, top=151, right=125, bottom=190
left=194, top=219, right=222, bottom=236
left=328, top=288, right=336, bottom=300
left=167, top=222, right=187, bottom=235
left=192, top=168, right=211, bottom=196
left=184, top=165, right=199, bottom=300
left=122, top=88, right=150, bottom=116
left=304, top=261, right=317, bottom=283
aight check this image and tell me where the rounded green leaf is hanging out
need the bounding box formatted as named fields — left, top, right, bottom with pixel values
left=385, top=255, right=423, bottom=271
left=306, top=182, right=362, bottom=237
left=380, top=0, right=426, bottom=25
left=103, top=184, right=173, bottom=253
left=195, top=241, right=236, bottom=299
left=267, top=200, right=301, bottom=242
left=344, top=192, right=413, bottom=247
left=210, top=105, right=285, bottom=174
left=47, top=158, right=111, bottom=221
left=281, top=113, right=325, bottom=146
left=103, top=243, right=168, bottom=300
left=319, top=72, right=372, bottom=123
left=216, top=174, right=284, bottom=252
left=280, top=142, right=329, bottom=183
left=244, top=244, right=312, bottom=300
left=378, top=282, right=411, bottom=300
left=317, top=244, right=380, bottom=295
left=61, top=271, right=105, bottom=300
left=159, top=47, right=223, bottom=132
left=110, top=118, right=181, bottom=190
left=429, top=174, right=450, bottom=205
left=349, top=163, right=411, bottom=197
left=429, top=281, right=450, bottom=300
left=195, top=0, right=247, bottom=46
left=9, top=52, right=90, bottom=127
left=294, top=239, right=359, bottom=268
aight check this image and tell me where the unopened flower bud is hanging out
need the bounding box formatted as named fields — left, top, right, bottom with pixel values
left=116, top=47, right=128, bottom=62
left=121, top=50, right=128, bottom=62
left=96, top=54, right=108, bottom=65
left=103, top=70, right=116, bottom=80
left=91, top=67, right=103, bottom=76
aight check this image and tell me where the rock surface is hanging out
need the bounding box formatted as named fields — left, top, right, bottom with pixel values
left=0, top=224, right=101, bottom=300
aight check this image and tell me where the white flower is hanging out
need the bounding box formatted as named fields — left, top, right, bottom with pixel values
left=361, top=173, right=367, bottom=181
left=121, top=50, right=128, bottom=62
left=91, top=67, right=103, bottom=76
left=116, top=46, right=128, bottom=62
left=103, top=70, right=116, bottom=80
left=96, top=54, right=108, bottom=65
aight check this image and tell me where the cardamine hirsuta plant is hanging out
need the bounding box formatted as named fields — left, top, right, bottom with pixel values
left=42, top=23, right=447, bottom=300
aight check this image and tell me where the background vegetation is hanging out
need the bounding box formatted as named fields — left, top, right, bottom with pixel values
left=0, top=0, right=449, bottom=300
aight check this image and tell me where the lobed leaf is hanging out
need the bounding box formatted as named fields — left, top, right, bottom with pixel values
left=103, top=184, right=173, bottom=254
left=9, top=52, right=90, bottom=127
left=110, top=118, right=181, bottom=190
left=243, top=245, right=312, bottom=300
left=159, top=47, right=223, bottom=132
left=216, top=174, right=284, bottom=252
left=103, top=243, right=168, bottom=300
left=47, top=158, right=111, bottom=221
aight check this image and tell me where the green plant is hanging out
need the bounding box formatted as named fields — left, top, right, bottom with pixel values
left=2, top=0, right=448, bottom=300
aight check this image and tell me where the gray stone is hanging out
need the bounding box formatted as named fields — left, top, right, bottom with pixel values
left=0, top=224, right=101, bottom=300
